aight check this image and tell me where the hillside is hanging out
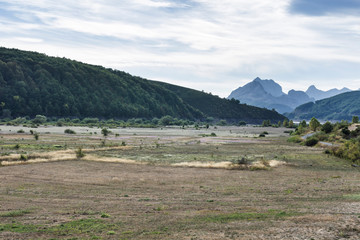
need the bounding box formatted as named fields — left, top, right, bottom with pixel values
left=0, top=47, right=285, bottom=123
left=287, top=91, right=360, bottom=121
left=152, top=81, right=284, bottom=123
left=228, top=77, right=314, bottom=114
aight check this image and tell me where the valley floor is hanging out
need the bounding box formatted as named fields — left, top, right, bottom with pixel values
left=0, top=126, right=359, bottom=239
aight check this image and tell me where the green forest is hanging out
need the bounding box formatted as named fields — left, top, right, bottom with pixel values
left=0, top=47, right=284, bottom=123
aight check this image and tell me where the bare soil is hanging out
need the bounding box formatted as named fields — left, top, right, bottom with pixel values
left=0, top=126, right=360, bottom=239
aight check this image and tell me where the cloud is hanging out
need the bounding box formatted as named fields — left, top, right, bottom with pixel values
left=289, top=0, right=360, bottom=16
left=0, top=0, right=359, bottom=97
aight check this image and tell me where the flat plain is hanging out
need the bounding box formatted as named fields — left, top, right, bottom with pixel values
left=0, top=125, right=360, bottom=239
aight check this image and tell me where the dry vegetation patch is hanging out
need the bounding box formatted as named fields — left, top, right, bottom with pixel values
left=0, top=125, right=359, bottom=239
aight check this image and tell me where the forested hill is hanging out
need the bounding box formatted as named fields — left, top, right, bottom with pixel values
left=152, top=81, right=285, bottom=122
left=287, top=91, right=360, bottom=121
left=0, top=47, right=285, bottom=123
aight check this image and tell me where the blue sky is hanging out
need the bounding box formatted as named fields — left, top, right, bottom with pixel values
left=0, top=0, right=359, bottom=97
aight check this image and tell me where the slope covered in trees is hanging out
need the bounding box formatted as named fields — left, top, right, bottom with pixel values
left=0, top=47, right=285, bottom=123
left=153, top=81, right=284, bottom=123
left=288, top=91, right=360, bottom=121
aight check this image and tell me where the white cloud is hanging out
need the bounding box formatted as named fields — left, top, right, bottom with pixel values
left=0, top=0, right=359, bottom=97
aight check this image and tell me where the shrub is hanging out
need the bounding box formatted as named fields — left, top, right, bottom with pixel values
left=82, top=118, right=99, bottom=124
left=159, top=115, right=173, bottom=126
left=233, top=157, right=248, bottom=165
left=287, top=136, right=302, bottom=143
left=305, top=137, right=318, bottom=146
left=17, top=129, right=25, bottom=133
left=19, top=154, right=27, bottom=161
left=64, top=129, right=76, bottom=134
left=331, top=140, right=360, bottom=163
left=238, top=121, right=246, bottom=126
left=75, top=147, right=85, bottom=159
left=101, top=128, right=111, bottom=137
left=218, top=120, right=227, bottom=126
left=32, top=115, right=47, bottom=124
left=321, top=121, right=333, bottom=134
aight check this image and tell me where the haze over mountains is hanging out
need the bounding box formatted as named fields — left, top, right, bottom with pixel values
left=228, top=77, right=352, bottom=114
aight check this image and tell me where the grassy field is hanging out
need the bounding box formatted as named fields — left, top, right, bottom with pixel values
left=0, top=125, right=360, bottom=239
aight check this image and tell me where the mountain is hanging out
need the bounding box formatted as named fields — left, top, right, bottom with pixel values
left=306, top=85, right=351, bottom=101
left=228, top=77, right=314, bottom=114
left=287, top=91, right=360, bottom=121
left=0, top=47, right=285, bottom=123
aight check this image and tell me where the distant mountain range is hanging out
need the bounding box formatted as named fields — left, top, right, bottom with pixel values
left=306, top=85, right=351, bottom=101
left=287, top=91, right=360, bottom=121
left=228, top=77, right=352, bottom=114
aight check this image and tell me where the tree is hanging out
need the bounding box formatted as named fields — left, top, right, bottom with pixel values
left=101, top=128, right=111, bottom=137
left=309, top=117, right=320, bottom=131
left=289, top=120, right=294, bottom=128
left=300, top=120, right=307, bottom=128
left=321, top=121, right=333, bottom=134
left=262, top=120, right=270, bottom=127
left=283, top=119, right=289, bottom=127
left=159, top=115, right=173, bottom=126
left=32, top=115, right=47, bottom=124
left=352, top=116, right=359, bottom=124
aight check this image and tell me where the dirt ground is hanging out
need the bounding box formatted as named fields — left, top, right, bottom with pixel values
left=1, top=126, right=360, bottom=239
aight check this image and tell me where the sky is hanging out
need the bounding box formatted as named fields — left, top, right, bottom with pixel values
left=0, top=0, right=360, bottom=97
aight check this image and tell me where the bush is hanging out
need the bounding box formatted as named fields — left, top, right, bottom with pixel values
left=75, top=147, right=85, bottom=159
left=17, top=129, right=25, bottom=133
left=19, top=154, right=27, bottom=161
left=64, top=129, right=76, bottom=134
left=218, top=120, right=227, bottom=126
left=101, top=128, right=111, bottom=137
left=331, top=140, right=360, bottom=163
left=305, top=137, right=318, bottom=146
left=287, top=136, right=302, bottom=143
left=32, top=115, right=47, bottom=124
left=159, top=115, right=173, bottom=126
left=238, top=121, right=246, bottom=126
left=321, top=121, right=333, bottom=134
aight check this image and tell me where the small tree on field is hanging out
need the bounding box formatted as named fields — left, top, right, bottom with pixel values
left=352, top=116, right=359, bottom=124
left=262, top=120, right=270, bottom=127
left=101, top=128, right=111, bottom=137
left=300, top=120, right=307, bottom=128
left=309, top=117, right=320, bottom=131
left=321, top=121, right=333, bottom=134
left=289, top=120, right=294, bottom=128
left=283, top=119, right=289, bottom=127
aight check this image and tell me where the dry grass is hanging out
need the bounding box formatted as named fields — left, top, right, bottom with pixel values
left=0, top=125, right=359, bottom=239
